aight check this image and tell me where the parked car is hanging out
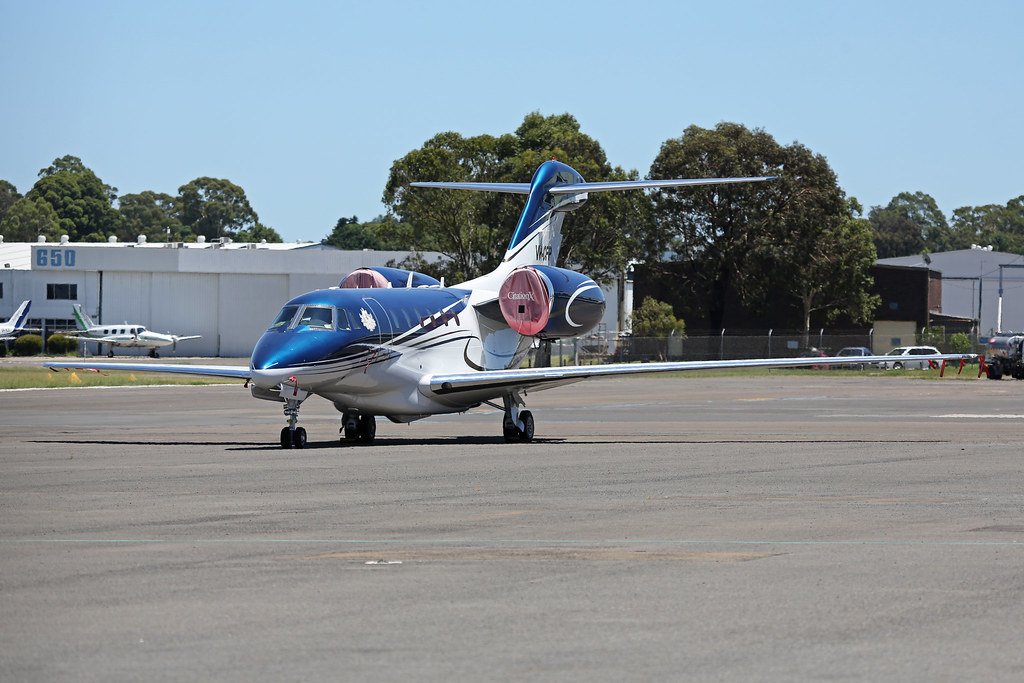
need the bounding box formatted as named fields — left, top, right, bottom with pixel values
left=796, top=346, right=830, bottom=370
left=835, top=346, right=874, bottom=369
left=881, top=345, right=941, bottom=370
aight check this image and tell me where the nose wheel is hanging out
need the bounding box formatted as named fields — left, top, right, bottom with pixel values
left=279, top=383, right=310, bottom=449
left=281, top=426, right=307, bottom=449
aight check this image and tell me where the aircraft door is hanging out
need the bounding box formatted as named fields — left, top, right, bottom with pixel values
left=360, top=297, right=393, bottom=346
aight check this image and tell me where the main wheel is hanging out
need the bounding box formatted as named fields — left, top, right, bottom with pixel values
left=291, top=427, right=307, bottom=449
left=518, top=410, right=535, bottom=443
left=357, top=415, right=376, bottom=444
left=987, top=364, right=1003, bottom=380
left=280, top=427, right=293, bottom=449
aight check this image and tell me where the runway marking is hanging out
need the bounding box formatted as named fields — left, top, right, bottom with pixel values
left=935, top=413, right=1024, bottom=419
left=5, top=538, right=1023, bottom=547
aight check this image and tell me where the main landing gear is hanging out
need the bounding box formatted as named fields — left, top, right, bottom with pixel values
left=340, top=411, right=376, bottom=445
left=501, top=393, right=535, bottom=443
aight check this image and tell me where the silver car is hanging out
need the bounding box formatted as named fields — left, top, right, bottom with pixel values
left=881, top=345, right=941, bottom=370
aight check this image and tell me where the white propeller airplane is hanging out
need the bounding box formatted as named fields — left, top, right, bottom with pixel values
left=62, top=304, right=201, bottom=357
left=1, top=300, right=33, bottom=341
left=45, top=160, right=974, bottom=448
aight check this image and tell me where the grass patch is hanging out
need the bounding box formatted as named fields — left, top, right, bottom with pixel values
left=0, top=365, right=238, bottom=390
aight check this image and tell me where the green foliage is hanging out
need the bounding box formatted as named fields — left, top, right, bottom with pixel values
left=630, top=297, right=686, bottom=337
left=869, top=192, right=950, bottom=258
left=0, top=179, right=20, bottom=224
left=27, top=155, right=122, bottom=241
left=117, top=191, right=186, bottom=242
left=648, top=122, right=876, bottom=332
left=235, top=223, right=282, bottom=243
left=178, top=177, right=259, bottom=240
left=0, top=196, right=61, bottom=241
left=947, top=332, right=973, bottom=354
left=46, top=333, right=77, bottom=355
left=948, top=197, right=1024, bottom=254
left=384, top=112, right=651, bottom=283
left=11, top=334, right=42, bottom=356
left=323, top=215, right=384, bottom=250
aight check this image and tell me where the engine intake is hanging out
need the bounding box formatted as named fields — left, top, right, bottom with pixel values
left=340, top=266, right=440, bottom=289
left=498, top=266, right=604, bottom=339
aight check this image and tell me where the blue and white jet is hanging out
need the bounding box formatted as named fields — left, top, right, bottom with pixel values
left=45, top=160, right=974, bottom=448
left=1, top=300, right=33, bottom=341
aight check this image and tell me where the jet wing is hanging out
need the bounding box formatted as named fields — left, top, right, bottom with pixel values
left=172, top=335, right=202, bottom=342
left=59, top=334, right=122, bottom=344
left=426, top=353, right=976, bottom=396
left=43, top=361, right=251, bottom=380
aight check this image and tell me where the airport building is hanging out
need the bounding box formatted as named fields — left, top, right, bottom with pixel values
left=0, top=237, right=624, bottom=357
left=876, top=248, right=1024, bottom=336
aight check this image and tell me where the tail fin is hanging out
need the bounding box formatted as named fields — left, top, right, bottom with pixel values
left=10, top=300, right=31, bottom=330
left=72, top=304, right=95, bottom=330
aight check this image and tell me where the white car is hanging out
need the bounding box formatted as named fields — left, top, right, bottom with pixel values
left=881, top=345, right=942, bottom=370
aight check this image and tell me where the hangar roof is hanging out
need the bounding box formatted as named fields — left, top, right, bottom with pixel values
left=877, top=248, right=1024, bottom=278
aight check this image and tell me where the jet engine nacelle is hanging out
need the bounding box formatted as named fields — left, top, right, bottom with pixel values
left=340, top=266, right=441, bottom=289
left=498, top=265, right=605, bottom=339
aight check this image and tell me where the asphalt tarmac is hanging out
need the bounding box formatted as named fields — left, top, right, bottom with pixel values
left=2, top=373, right=1024, bottom=681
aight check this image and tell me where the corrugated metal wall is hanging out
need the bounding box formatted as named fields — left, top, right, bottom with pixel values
left=219, top=274, right=289, bottom=356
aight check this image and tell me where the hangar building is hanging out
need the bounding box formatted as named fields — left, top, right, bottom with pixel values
left=0, top=238, right=622, bottom=357
left=876, top=248, right=1024, bottom=335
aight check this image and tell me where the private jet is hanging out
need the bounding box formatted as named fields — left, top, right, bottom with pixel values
left=63, top=304, right=201, bottom=357
left=45, top=160, right=974, bottom=447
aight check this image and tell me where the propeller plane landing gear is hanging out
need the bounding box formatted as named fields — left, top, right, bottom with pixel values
left=279, top=382, right=310, bottom=449
left=340, top=412, right=376, bottom=445
left=502, top=393, right=535, bottom=443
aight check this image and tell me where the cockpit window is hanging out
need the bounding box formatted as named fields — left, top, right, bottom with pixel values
left=270, top=305, right=299, bottom=329
left=336, top=308, right=352, bottom=330
left=297, top=305, right=334, bottom=330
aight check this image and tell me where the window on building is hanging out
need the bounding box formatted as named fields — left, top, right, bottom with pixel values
left=46, top=283, right=78, bottom=300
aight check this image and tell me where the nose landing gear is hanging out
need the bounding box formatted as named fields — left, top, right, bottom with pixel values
left=279, top=382, right=310, bottom=449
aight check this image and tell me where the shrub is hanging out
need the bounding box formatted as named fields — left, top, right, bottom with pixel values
left=46, top=333, right=78, bottom=355
left=11, top=334, right=43, bottom=356
left=947, top=332, right=973, bottom=354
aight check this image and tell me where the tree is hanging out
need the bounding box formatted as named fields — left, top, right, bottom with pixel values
left=178, top=177, right=259, bottom=240
left=0, top=180, right=20, bottom=225
left=949, top=197, right=1024, bottom=254
left=383, top=112, right=652, bottom=283
left=868, top=192, right=950, bottom=257
left=117, top=191, right=186, bottom=242
left=629, top=297, right=686, bottom=336
left=0, top=196, right=61, bottom=242
left=323, top=215, right=386, bottom=250
left=648, top=123, right=876, bottom=333
left=235, top=222, right=282, bottom=243
left=27, top=155, right=122, bottom=241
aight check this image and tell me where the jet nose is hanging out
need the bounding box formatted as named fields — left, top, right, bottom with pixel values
left=250, top=331, right=294, bottom=371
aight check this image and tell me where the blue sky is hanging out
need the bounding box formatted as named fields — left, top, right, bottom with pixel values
left=1, top=0, right=1021, bottom=242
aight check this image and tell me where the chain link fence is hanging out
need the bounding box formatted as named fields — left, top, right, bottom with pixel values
left=528, top=327, right=982, bottom=366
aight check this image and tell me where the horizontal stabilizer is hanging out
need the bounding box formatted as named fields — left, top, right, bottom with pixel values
left=547, top=176, right=777, bottom=194
left=409, top=182, right=531, bottom=194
